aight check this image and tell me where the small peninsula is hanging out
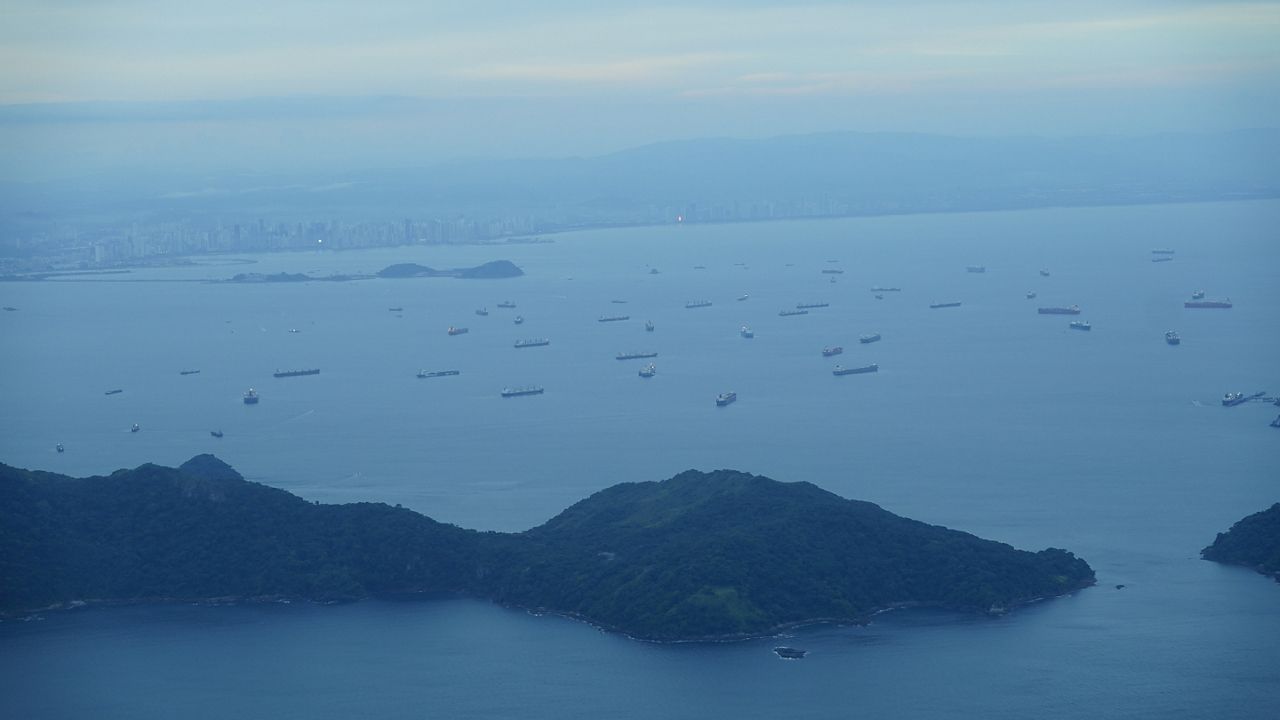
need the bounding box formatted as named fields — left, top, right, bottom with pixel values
left=1202, top=503, right=1280, bottom=581
left=0, top=456, right=1094, bottom=640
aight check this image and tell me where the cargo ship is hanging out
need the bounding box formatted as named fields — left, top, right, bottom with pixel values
left=740, top=326, right=754, bottom=339
left=779, top=309, right=809, bottom=317
left=388, top=307, right=403, bottom=312
left=1151, top=257, right=1173, bottom=263
left=1151, top=249, right=1175, bottom=255
left=616, top=351, right=658, bottom=360
left=638, top=363, right=656, bottom=378
left=773, top=647, right=807, bottom=660
left=501, top=386, right=544, bottom=398
left=796, top=302, right=829, bottom=309
left=859, top=333, right=881, bottom=344
left=104, top=389, right=123, bottom=395
left=497, top=301, right=516, bottom=308
left=822, top=346, right=843, bottom=357
left=833, top=363, right=878, bottom=375
left=1185, top=299, right=1232, bottom=309
left=417, top=369, right=460, bottom=378
left=870, top=287, right=901, bottom=292
left=1038, top=305, right=1080, bottom=315
left=1069, top=321, right=1091, bottom=331
left=685, top=300, right=712, bottom=309
left=514, top=338, right=550, bottom=348
left=821, top=269, right=844, bottom=274
left=1222, top=391, right=1264, bottom=407
left=273, top=368, right=320, bottom=378
left=179, top=369, right=201, bottom=376
left=1165, top=331, right=1181, bottom=345
left=716, top=392, right=737, bottom=407
left=611, top=299, right=628, bottom=304
left=598, top=315, right=630, bottom=322
left=929, top=302, right=961, bottom=309
left=448, top=326, right=469, bottom=335
left=966, top=266, right=986, bottom=273
left=243, top=388, right=259, bottom=404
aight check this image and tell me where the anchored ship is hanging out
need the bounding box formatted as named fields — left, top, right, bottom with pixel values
left=870, top=287, right=901, bottom=292
left=966, top=266, right=986, bottom=273
left=1152, top=249, right=1175, bottom=255
left=616, top=351, right=658, bottom=360
left=1151, top=257, right=1173, bottom=263
left=796, top=302, right=829, bottom=309
left=448, top=326, right=469, bottom=335
left=104, top=389, right=123, bottom=395
left=779, top=309, right=809, bottom=316
left=859, top=333, right=881, bottom=344
left=716, top=392, right=737, bottom=407
left=417, top=369, right=460, bottom=378
left=514, top=338, right=551, bottom=348
left=273, top=368, right=320, bottom=378
left=497, top=301, right=516, bottom=308
left=1222, top=391, right=1265, bottom=407
left=929, top=302, right=961, bottom=309
left=598, top=315, right=630, bottom=322
left=685, top=300, right=713, bottom=309
left=1185, top=299, right=1232, bottom=309
left=821, top=269, right=844, bottom=274
left=210, top=430, right=223, bottom=438
left=1069, top=321, right=1092, bottom=331
left=1038, top=305, right=1081, bottom=315
left=179, top=369, right=201, bottom=376
left=833, top=363, right=878, bottom=375
left=822, top=346, right=843, bottom=357
left=475, top=308, right=489, bottom=316
left=638, top=363, right=656, bottom=378
left=501, top=386, right=544, bottom=398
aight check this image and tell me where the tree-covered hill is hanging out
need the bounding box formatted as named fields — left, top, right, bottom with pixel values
left=0, top=457, right=1094, bottom=640
left=1202, top=504, right=1280, bottom=581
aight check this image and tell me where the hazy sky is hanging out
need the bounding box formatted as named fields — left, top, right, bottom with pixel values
left=1, top=1, right=1278, bottom=179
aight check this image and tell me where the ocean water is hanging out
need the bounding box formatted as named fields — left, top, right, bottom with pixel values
left=1, top=200, right=1278, bottom=718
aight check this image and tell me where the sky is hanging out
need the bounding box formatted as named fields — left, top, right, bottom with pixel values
left=1, top=0, right=1278, bottom=179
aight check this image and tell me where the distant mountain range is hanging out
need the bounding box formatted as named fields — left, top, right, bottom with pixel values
left=0, top=455, right=1094, bottom=641
left=2, top=129, right=1277, bottom=236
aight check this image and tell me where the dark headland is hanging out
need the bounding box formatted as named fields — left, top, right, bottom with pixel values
left=376, top=260, right=524, bottom=279
left=0, top=456, right=1094, bottom=641
left=1202, top=503, right=1280, bottom=582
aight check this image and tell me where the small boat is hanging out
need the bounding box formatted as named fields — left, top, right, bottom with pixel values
left=179, top=369, right=201, bottom=376
left=1069, top=321, right=1091, bottom=331
left=1026, top=291, right=1037, bottom=299
left=1151, top=257, right=1173, bottom=263
left=56, top=443, right=64, bottom=453
left=1191, top=290, right=1205, bottom=300
left=210, top=430, right=223, bottom=438
left=417, top=369, right=461, bottom=378
left=514, top=316, right=524, bottom=325
left=1271, top=415, right=1280, bottom=429
left=740, top=326, right=754, bottom=339
left=649, top=268, right=660, bottom=275
left=1039, top=269, right=1050, bottom=277
left=475, top=308, right=489, bottom=316
left=2, top=306, right=17, bottom=311
left=501, top=386, right=544, bottom=398
left=830, top=276, right=837, bottom=283
left=966, top=266, right=986, bottom=273
left=1223, top=391, right=1265, bottom=407
left=870, top=287, right=901, bottom=292
left=131, top=423, right=140, bottom=433
left=929, top=302, right=961, bottom=309
left=610, top=299, right=628, bottom=304
left=497, top=301, right=517, bottom=308
left=448, top=326, right=469, bottom=335
left=288, top=328, right=300, bottom=334
left=716, top=392, right=737, bottom=407
left=388, top=307, right=404, bottom=312
left=822, top=346, right=843, bottom=357
left=243, top=388, right=259, bottom=404
left=737, top=294, right=749, bottom=301
left=1165, top=331, right=1181, bottom=345
left=773, top=647, right=807, bottom=660
left=104, top=389, right=123, bottom=395
left=874, top=294, right=884, bottom=300
left=859, top=333, right=881, bottom=344
left=638, top=363, right=656, bottom=378
left=645, top=320, right=655, bottom=332
left=833, top=363, right=878, bottom=376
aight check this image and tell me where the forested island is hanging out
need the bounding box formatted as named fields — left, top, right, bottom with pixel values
left=0, top=456, right=1094, bottom=641
left=1202, top=504, right=1280, bottom=581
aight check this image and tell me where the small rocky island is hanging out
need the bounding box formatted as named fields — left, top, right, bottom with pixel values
left=1202, top=503, right=1280, bottom=581
left=376, top=260, right=523, bottom=279
left=0, top=456, right=1094, bottom=640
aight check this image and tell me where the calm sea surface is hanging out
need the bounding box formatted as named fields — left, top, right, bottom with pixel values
left=1, top=200, right=1278, bottom=718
